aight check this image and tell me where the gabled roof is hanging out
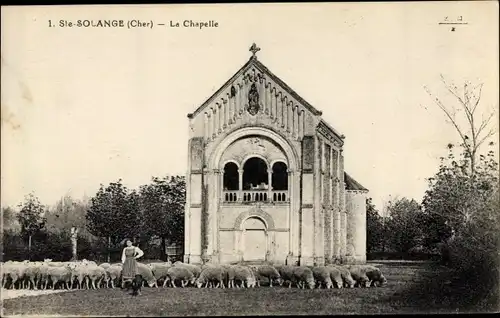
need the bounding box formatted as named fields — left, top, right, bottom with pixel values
left=317, top=119, right=345, bottom=144
left=188, top=56, right=323, bottom=119
left=344, top=172, right=369, bottom=192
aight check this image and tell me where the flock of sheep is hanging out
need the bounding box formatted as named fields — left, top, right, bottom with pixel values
left=1, top=259, right=387, bottom=291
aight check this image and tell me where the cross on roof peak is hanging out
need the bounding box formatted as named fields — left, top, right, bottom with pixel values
left=249, top=43, right=261, bottom=58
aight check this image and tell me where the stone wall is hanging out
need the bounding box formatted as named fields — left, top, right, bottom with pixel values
left=345, top=190, right=367, bottom=263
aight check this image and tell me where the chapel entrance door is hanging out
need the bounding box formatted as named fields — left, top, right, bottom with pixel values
left=243, top=217, right=267, bottom=261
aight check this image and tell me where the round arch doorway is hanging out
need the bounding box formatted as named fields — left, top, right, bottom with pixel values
left=242, top=217, right=267, bottom=262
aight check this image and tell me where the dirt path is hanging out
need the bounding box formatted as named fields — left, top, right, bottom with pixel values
left=1, top=288, right=77, bottom=300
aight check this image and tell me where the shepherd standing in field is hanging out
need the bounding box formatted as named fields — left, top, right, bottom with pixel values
left=121, top=239, right=144, bottom=288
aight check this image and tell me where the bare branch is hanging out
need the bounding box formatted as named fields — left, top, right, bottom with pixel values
left=464, top=82, right=470, bottom=109
left=440, top=75, right=467, bottom=110
left=424, top=85, right=470, bottom=151
left=476, top=128, right=496, bottom=150
left=476, top=112, right=494, bottom=139
left=472, top=83, right=484, bottom=114
left=441, top=76, right=476, bottom=133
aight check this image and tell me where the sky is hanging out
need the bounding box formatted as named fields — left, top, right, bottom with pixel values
left=1, top=3, right=498, bottom=213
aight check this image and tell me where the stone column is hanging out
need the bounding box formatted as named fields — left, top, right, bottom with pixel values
left=217, top=104, right=222, bottom=133
left=259, top=77, right=266, bottom=115
left=332, top=149, right=341, bottom=261
left=267, top=168, right=273, bottom=202
left=282, top=100, right=287, bottom=131
left=339, top=150, right=347, bottom=262
left=287, top=169, right=299, bottom=265
left=313, top=136, right=325, bottom=265
left=293, top=106, right=299, bottom=139
left=214, top=169, right=222, bottom=262
left=211, top=109, right=216, bottom=139
left=328, top=146, right=334, bottom=261
left=212, top=107, right=217, bottom=137
left=223, top=99, right=228, bottom=129
left=238, top=168, right=244, bottom=202
left=287, top=169, right=293, bottom=252
left=184, top=170, right=191, bottom=262
left=237, top=83, right=243, bottom=116
left=268, top=85, right=273, bottom=118
left=204, top=112, right=209, bottom=139
left=204, top=169, right=219, bottom=263
left=278, top=94, right=284, bottom=127
left=287, top=103, right=292, bottom=133
left=313, top=135, right=320, bottom=263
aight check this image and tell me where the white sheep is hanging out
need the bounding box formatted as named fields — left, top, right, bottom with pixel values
left=148, top=263, right=172, bottom=287
left=327, top=266, right=344, bottom=289
left=348, top=264, right=387, bottom=287
left=136, top=262, right=158, bottom=288
left=232, top=265, right=256, bottom=288
left=292, top=266, right=315, bottom=289
left=99, top=262, right=111, bottom=269
left=43, top=264, right=74, bottom=290
left=103, top=264, right=122, bottom=288
left=174, top=262, right=202, bottom=278
left=275, top=265, right=295, bottom=288
left=328, top=265, right=356, bottom=288
left=312, top=266, right=334, bottom=289
left=346, top=265, right=374, bottom=288
left=195, top=266, right=225, bottom=288
left=164, top=266, right=195, bottom=288
left=81, top=263, right=107, bottom=289
left=254, top=265, right=281, bottom=287
left=23, top=261, right=44, bottom=290
left=2, top=260, right=30, bottom=289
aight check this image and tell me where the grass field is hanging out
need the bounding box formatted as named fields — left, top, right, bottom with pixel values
left=1, top=261, right=494, bottom=316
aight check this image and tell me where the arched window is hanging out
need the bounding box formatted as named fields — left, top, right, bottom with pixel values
left=243, top=157, right=268, bottom=190
left=223, top=162, right=239, bottom=191
left=272, top=162, right=288, bottom=191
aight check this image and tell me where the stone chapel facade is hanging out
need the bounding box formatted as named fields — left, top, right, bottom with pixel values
left=183, top=44, right=368, bottom=266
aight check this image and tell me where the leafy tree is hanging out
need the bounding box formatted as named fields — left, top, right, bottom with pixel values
left=45, top=195, right=87, bottom=232
left=139, top=175, right=186, bottom=260
left=2, top=206, right=20, bottom=231
left=16, top=193, right=46, bottom=260
left=422, top=76, right=499, bottom=310
left=422, top=144, right=499, bottom=255
left=385, top=197, right=424, bottom=253
left=86, top=180, right=142, bottom=260
left=366, top=198, right=386, bottom=253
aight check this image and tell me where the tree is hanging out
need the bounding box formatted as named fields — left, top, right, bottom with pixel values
left=139, top=176, right=186, bottom=260
left=424, top=75, right=496, bottom=177
left=385, top=197, right=424, bottom=254
left=366, top=198, right=386, bottom=254
left=86, top=180, right=142, bottom=261
left=2, top=206, right=20, bottom=231
left=422, top=144, right=498, bottom=249
left=45, top=195, right=88, bottom=232
left=16, top=193, right=46, bottom=260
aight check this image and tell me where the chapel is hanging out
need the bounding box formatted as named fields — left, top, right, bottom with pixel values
left=183, top=44, right=368, bottom=266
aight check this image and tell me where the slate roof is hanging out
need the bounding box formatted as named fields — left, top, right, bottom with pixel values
left=344, top=172, right=369, bottom=192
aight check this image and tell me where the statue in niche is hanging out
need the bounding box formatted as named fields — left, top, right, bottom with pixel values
left=247, top=83, right=260, bottom=116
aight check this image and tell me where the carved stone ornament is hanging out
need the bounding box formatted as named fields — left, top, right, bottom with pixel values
left=247, top=83, right=260, bottom=116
